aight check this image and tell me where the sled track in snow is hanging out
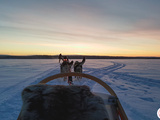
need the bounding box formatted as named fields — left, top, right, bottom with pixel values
left=85, top=62, right=125, bottom=76
left=111, top=72, right=160, bottom=88
left=85, top=61, right=159, bottom=88
left=82, top=62, right=126, bottom=90
left=105, top=62, right=126, bottom=73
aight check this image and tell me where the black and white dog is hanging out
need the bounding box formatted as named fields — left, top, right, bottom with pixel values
left=59, top=54, right=73, bottom=83
left=74, top=57, right=85, bottom=79
left=59, top=54, right=73, bottom=73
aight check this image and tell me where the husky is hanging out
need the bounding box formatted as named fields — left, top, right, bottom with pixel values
left=60, top=60, right=73, bottom=73
left=59, top=55, right=73, bottom=73
left=59, top=54, right=73, bottom=83
left=74, top=57, right=85, bottom=79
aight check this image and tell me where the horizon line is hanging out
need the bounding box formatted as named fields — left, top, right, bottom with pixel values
left=0, top=54, right=160, bottom=58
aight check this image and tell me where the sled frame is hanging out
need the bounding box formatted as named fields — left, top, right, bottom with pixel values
left=39, top=72, right=128, bottom=120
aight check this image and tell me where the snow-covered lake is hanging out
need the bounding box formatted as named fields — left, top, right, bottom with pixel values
left=0, top=59, right=160, bottom=120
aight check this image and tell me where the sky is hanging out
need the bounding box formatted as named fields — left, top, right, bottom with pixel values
left=0, top=0, right=160, bottom=57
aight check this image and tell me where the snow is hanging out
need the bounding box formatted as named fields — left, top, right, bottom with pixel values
left=0, top=59, right=160, bottom=120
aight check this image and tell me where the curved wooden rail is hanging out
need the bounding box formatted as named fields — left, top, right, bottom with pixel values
left=39, top=72, right=117, bottom=96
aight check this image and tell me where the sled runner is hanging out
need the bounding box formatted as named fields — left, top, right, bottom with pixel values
left=17, top=72, right=128, bottom=120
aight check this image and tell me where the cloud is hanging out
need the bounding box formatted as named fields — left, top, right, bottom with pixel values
left=0, top=0, right=160, bottom=56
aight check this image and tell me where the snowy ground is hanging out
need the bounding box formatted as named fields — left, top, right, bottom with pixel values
left=0, top=59, right=160, bottom=120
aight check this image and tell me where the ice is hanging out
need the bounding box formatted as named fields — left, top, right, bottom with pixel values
left=0, top=59, right=160, bottom=120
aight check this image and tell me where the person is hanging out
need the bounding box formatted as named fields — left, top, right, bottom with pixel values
left=74, top=57, right=85, bottom=79
left=58, top=54, right=73, bottom=85
left=59, top=53, right=62, bottom=63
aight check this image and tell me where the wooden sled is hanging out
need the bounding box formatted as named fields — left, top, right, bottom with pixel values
left=17, top=72, right=128, bottom=120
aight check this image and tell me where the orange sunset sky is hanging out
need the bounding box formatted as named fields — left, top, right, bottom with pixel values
left=0, top=0, right=160, bottom=57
